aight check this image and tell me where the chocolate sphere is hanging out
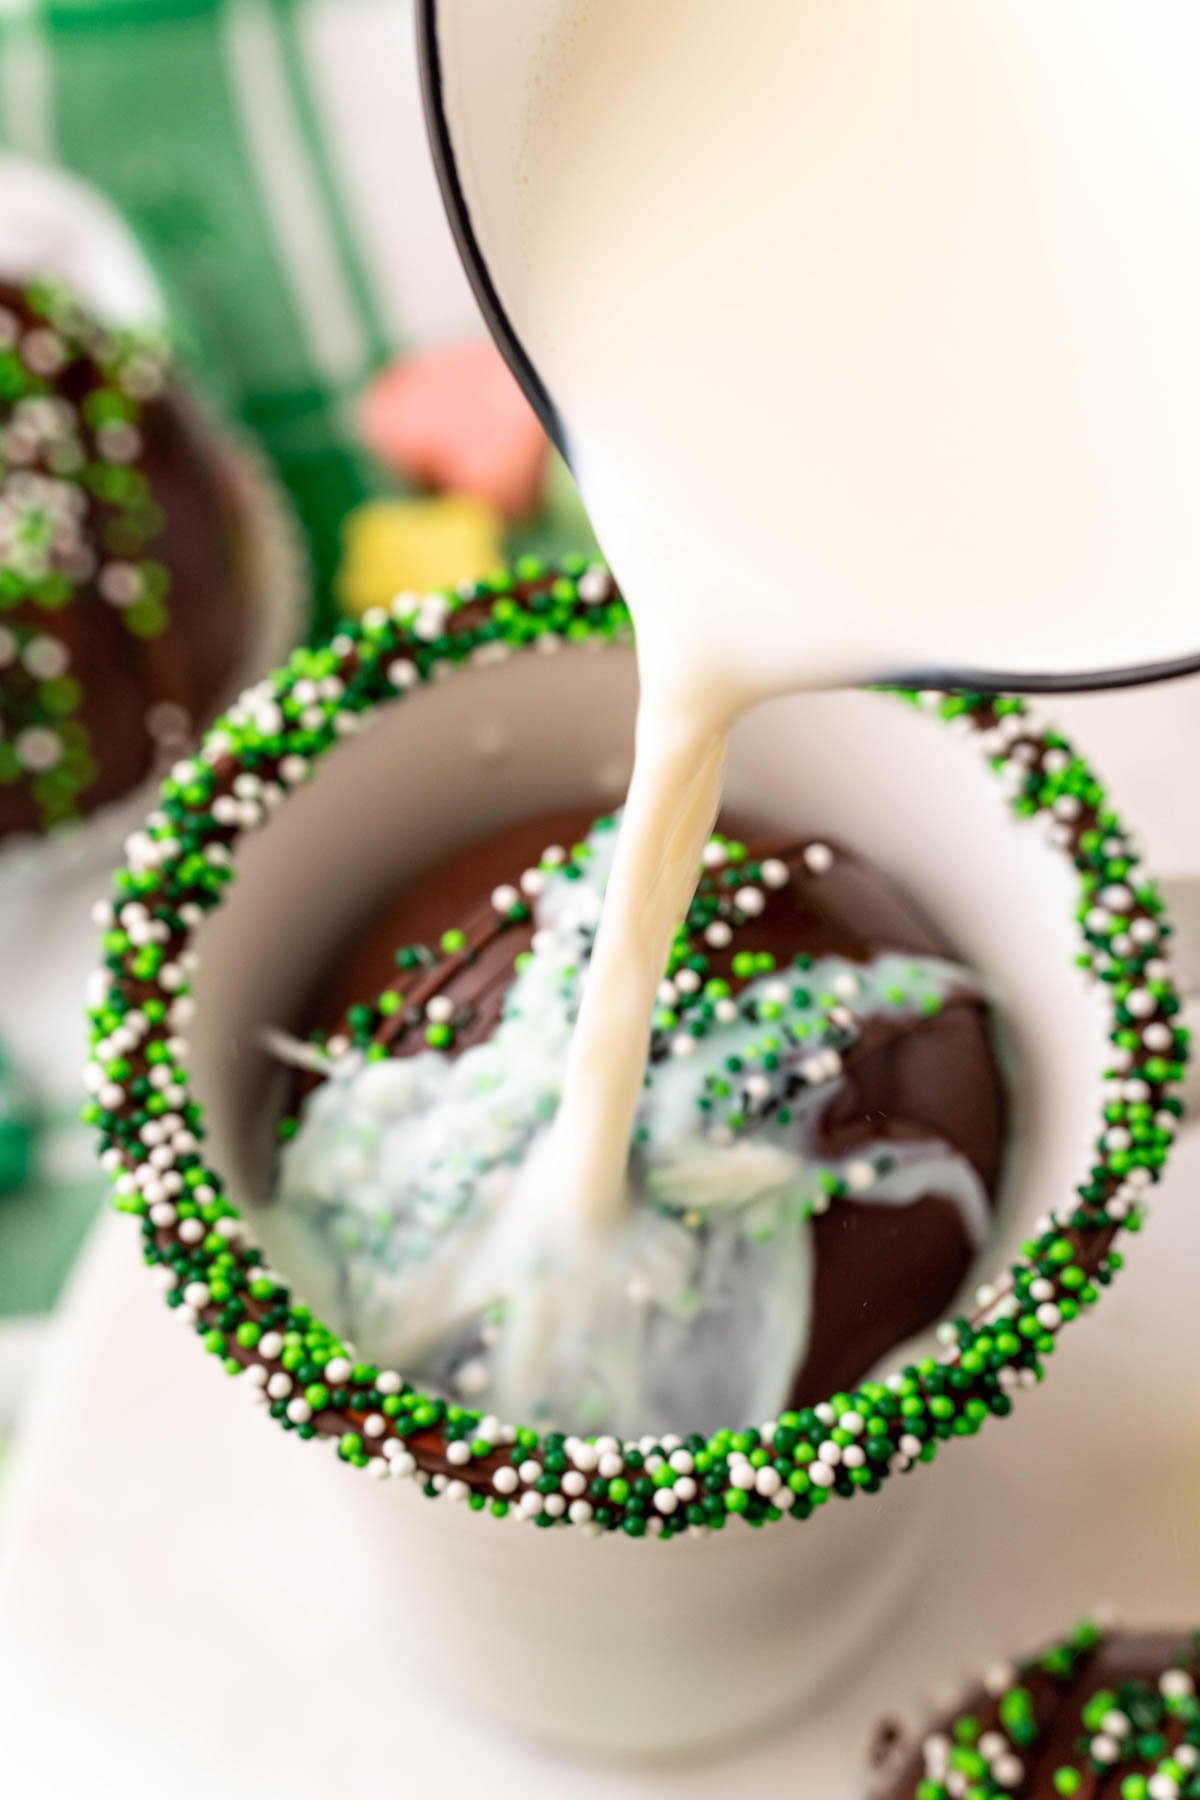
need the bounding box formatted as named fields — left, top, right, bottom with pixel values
left=0, top=277, right=255, bottom=841
left=279, top=804, right=1007, bottom=1425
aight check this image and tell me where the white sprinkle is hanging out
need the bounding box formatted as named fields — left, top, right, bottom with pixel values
left=15, top=727, right=61, bottom=772
left=803, top=843, right=834, bottom=874
left=761, top=858, right=789, bottom=889
left=734, top=886, right=765, bottom=917
left=983, top=1662, right=1016, bottom=1697
left=578, top=568, right=610, bottom=604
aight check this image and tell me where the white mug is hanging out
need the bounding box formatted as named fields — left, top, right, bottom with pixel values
left=188, top=644, right=1196, bottom=1758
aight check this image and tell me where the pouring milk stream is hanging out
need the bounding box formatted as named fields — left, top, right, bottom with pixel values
left=405, top=0, right=1200, bottom=1405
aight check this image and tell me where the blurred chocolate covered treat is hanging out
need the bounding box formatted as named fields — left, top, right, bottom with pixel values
left=0, top=277, right=256, bottom=843
left=869, top=1618, right=1200, bottom=1800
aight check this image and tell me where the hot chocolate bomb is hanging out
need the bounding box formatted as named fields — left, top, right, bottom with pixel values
left=0, top=277, right=255, bottom=841
left=275, top=804, right=1006, bottom=1436
left=870, top=1620, right=1200, bottom=1799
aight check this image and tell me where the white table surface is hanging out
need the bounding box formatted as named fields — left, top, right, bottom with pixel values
left=0, top=679, right=1197, bottom=1798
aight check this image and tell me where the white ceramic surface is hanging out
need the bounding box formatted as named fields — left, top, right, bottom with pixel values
left=0, top=153, right=164, bottom=325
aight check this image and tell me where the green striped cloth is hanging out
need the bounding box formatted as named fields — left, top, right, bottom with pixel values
left=0, top=0, right=481, bottom=628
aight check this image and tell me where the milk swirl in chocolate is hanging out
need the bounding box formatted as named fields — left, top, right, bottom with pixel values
left=274, top=809, right=1005, bottom=1436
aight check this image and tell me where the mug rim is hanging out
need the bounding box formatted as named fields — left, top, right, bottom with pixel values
left=85, top=560, right=1188, bottom=1540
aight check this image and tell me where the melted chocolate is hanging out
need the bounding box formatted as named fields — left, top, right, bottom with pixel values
left=292, top=806, right=1007, bottom=1411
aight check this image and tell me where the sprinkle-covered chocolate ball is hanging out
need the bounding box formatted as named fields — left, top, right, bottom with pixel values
left=275, top=801, right=1006, bottom=1432
left=870, top=1621, right=1200, bottom=1800
left=0, top=277, right=255, bottom=841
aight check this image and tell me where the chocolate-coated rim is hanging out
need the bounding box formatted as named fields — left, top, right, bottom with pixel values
left=85, top=562, right=1187, bottom=1538
left=416, top=0, right=1200, bottom=696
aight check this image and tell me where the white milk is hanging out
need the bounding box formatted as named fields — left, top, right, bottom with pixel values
left=439, top=0, right=1200, bottom=1235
